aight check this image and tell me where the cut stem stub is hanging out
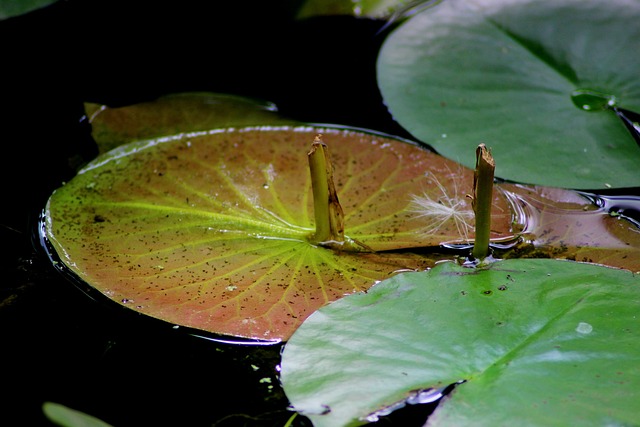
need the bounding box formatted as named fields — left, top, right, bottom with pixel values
left=308, top=134, right=346, bottom=244
left=471, top=143, right=495, bottom=260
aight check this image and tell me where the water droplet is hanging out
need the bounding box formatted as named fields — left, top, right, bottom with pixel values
left=571, top=89, right=616, bottom=111
left=576, top=322, right=593, bottom=334
left=406, top=388, right=444, bottom=404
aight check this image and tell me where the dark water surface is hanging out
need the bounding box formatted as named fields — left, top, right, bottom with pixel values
left=2, top=2, right=639, bottom=426
left=0, top=2, right=420, bottom=426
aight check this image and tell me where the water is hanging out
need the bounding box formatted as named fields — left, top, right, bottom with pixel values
left=581, top=193, right=640, bottom=228
left=4, top=4, right=640, bottom=425
left=570, top=89, right=640, bottom=147
left=570, top=89, right=617, bottom=111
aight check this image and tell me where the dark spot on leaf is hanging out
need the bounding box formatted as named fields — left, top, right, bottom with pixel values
left=443, top=270, right=479, bottom=276
left=482, top=290, right=493, bottom=296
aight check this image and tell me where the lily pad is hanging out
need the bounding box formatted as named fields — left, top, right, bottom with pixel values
left=498, top=183, right=640, bottom=272
left=83, top=93, right=640, bottom=273
left=42, top=126, right=517, bottom=342
left=295, top=0, right=421, bottom=19
left=280, top=258, right=640, bottom=426
left=43, top=402, right=112, bottom=427
left=85, top=92, right=296, bottom=154
left=377, top=0, right=640, bottom=189
left=0, top=0, right=56, bottom=20
left=41, top=118, right=640, bottom=342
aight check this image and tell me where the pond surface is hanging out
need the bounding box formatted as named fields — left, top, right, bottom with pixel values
left=0, top=4, right=419, bottom=426
left=2, top=2, right=639, bottom=426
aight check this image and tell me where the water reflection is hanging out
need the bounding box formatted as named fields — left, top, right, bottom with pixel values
left=583, top=193, right=640, bottom=228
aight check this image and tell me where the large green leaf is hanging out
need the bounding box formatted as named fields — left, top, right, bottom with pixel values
left=280, top=258, right=640, bottom=426
left=377, top=0, right=640, bottom=189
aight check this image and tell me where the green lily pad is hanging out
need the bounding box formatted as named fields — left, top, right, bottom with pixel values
left=280, top=258, right=640, bottom=426
left=0, top=0, right=56, bottom=20
left=377, top=0, right=640, bottom=189
left=43, top=402, right=112, bottom=427
left=295, top=0, right=420, bottom=19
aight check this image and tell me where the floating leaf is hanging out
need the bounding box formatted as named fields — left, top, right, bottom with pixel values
left=41, top=119, right=640, bottom=342
left=43, top=126, right=516, bottom=341
left=295, top=0, right=421, bottom=19
left=280, top=258, right=640, bottom=426
left=377, top=0, right=640, bottom=189
left=42, top=402, right=112, bottom=427
left=84, top=93, right=640, bottom=272
left=0, top=0, right=56, bottom=20
left=85, top=92, right=296, bottom=154
left=498, top=183, right=640, bottom=272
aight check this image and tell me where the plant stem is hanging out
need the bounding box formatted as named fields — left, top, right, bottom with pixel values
left=308, top=134, right=345, bottom=244
left=471, top=143, right=495, bottom=260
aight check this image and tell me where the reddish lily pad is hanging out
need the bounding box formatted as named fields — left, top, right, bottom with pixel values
left=85, top=92, right=296, bottom=154
left=498, top=184, right=640, bottom=272
left=42, top=124, right=640, bottom=342
left=42, top=126, right=514, bottom=342
left=84, top=94, right=640, bottom=273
